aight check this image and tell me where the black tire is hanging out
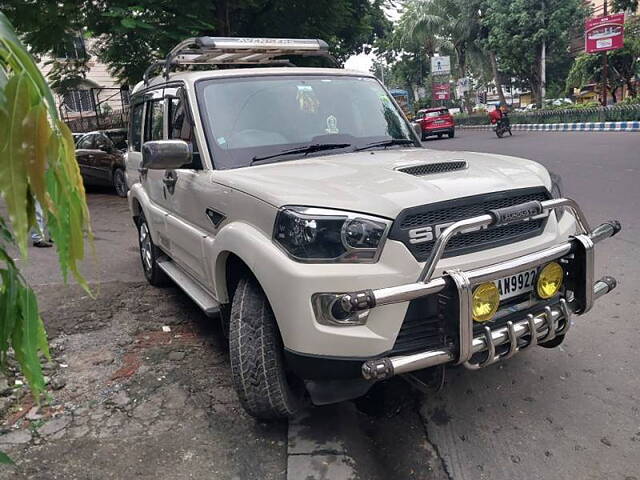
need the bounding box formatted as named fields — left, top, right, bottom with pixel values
left=229, top=277, right=302, bottom=420
left=137, top=212, right=170, bottom=286
left=113, top=168, right=128, bottom=198
left=496, top=128, right=505, bottom=138
left=421, top=132, right=426, bottom=141
left=437, top=133, right=443, bottom=139
left=448, top=130, right=455, bottom=138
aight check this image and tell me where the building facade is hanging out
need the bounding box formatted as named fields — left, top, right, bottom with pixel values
left=38, top=36, right=129, bottom=132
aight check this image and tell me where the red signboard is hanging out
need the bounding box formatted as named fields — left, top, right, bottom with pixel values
left=585, top=13, right=625, bottom=53
left=432, top=83, right=450, bottom=101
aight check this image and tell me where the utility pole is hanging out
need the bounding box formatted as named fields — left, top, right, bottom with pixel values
left=602, top=0, right=609, bottom=106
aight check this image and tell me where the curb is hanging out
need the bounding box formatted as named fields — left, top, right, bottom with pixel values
left=459, top=121, right=640, bottom=132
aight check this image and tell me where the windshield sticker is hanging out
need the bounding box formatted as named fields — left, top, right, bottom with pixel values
left=297, top=85, right=319, bottom=113
left=325, top=115, right=339, bottom=134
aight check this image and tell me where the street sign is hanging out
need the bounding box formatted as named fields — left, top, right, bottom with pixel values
left=433, top=82, right=450, bottom=101
left=431, top=56, right=450, bottom=75
left=585, top=13, right=625, bottom=53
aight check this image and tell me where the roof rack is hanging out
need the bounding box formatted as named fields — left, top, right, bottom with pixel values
left=143, top=37, right=336, bottom=85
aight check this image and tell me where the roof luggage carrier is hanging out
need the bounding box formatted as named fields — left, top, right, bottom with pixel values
left=143, top=37, right=336, bottom=85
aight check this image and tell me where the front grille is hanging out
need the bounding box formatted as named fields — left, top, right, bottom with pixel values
left=389, top=187, right=551, bottom=262
left=398, top=161, right=467, bottom=176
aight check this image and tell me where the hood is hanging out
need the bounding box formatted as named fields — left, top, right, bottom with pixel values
left=212, top=148, right=552, bottom=219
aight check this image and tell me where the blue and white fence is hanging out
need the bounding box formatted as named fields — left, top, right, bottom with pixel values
left=461, top=121, right=640, bottom=132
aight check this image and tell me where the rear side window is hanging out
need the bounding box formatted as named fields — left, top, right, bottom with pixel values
left=129, top=103, right=144, bottom=151
left=145, top=98, right=164, bottom=141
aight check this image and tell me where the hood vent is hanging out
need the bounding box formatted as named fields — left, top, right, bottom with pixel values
left=398, top=161, right=467, bottom=176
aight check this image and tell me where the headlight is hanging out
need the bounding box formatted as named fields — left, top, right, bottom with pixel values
left=274, top=207, right=391, bottom=263
left=549, top=172, right=564, bottom=220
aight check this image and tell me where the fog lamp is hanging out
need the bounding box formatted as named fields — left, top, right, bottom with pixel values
left=472, top=282, right=500, bottom=322
left=537, top=262, right=564, bottom=299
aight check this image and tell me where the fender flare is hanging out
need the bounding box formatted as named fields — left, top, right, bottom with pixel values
left=210, top=221, right=289, bottom=307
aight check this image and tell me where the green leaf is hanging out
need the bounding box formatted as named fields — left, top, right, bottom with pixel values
left=0, top=73, right=31, bottom=256
left=12, top=284, right=48, bottom=399
left=120, top=17, right=137, bottom=29
left=24, top=103, right=51, bottom=211
left=0, top=268, right=18, bottom=365
left=0, top=451, right=14, bottom=465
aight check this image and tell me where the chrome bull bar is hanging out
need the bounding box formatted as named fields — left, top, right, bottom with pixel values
left=334, top=197, right=622, bottom=381
left=362, top=277, right=617, bottom=380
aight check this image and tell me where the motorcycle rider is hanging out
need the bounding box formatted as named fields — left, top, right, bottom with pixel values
left=489, top=103, right=511, bottom=136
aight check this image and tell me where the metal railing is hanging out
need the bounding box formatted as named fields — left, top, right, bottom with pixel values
left=455, top=103, right=640, bottom=126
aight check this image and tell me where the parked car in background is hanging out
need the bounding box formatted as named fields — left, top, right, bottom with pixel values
left=75, top=129, right=129, bottom=197
left=415, top=107, right=455, bottom=140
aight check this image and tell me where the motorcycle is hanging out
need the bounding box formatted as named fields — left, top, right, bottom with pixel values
left=492, top=117, right=512, bottom=138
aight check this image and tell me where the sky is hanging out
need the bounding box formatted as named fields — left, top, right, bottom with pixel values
left=343, top=4, right=401, bottom=73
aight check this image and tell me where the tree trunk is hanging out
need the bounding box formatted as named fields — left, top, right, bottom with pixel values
left=489, top=51, right=507, bottom=105
left=216, top=0, right=230, bottom=35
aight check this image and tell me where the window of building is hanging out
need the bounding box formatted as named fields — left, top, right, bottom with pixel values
left=55, top=36, right=87, bottom=60
left=63, top=89, right=95, bottom=112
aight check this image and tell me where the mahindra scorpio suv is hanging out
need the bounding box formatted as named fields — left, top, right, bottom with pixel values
left=126, top=37, right=621, bottom=419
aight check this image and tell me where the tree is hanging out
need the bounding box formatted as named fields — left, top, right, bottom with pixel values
left=0, top=10, right=92, bottom=445
left=483, top=0, right=588, bottom=104
left=1, top=0, right=391, bottom=87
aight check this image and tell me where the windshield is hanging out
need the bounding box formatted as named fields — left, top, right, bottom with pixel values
left=196, top=75, right=416, bottom=169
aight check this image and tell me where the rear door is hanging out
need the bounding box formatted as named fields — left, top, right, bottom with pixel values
left=75, top=134, right=98, bottom=184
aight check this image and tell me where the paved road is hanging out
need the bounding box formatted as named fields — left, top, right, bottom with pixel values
left=3, top=131, right=639, bottom=479
left=421, top=130, right=640, bottom=480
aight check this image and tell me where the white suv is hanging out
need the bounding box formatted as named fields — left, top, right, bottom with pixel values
left=126, top=37, right=621, bottom=419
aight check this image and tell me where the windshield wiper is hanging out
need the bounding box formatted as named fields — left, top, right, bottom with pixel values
left=251, top=143, right=352, bottom=164
left=355, top=138, right=416, bottom=152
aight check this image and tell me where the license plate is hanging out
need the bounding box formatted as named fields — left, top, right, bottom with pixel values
left=494, top=269, right=538, bottom=300
left=434, top=120, right=445, bottom=124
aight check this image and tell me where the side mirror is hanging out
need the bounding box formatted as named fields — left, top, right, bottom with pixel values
left=142, top=140, right=192, bottom=170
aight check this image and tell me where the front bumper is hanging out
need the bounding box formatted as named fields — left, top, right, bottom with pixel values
left=328, top=198, right=621, bottom=381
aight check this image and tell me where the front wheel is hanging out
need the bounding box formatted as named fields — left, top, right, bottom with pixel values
left=229, top=277, right=302, bottom=420
left=113, top=168, right=128, bottom=198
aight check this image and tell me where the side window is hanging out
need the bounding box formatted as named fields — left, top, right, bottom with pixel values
left=168, top=88, right=202, bottom=169
left=129, top=102, right=144, bottom=151
left=77, top=134, right=94, bottom=149
left=144, top=98, right=164, bottom=141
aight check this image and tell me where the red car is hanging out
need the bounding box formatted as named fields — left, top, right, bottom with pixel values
left=415, top=107, right=455, bottom=140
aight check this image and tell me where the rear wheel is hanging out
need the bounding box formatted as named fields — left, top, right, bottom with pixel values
left=113, top=168, right=128, bottom=198
left=137, top=213, right=169, bottom=286
left=229, top=277, right=302, bottom=420
left=448, top=130, right=455, bottom=138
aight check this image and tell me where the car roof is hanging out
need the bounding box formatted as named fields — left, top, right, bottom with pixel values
left=132, top=67, right=377, bottom=95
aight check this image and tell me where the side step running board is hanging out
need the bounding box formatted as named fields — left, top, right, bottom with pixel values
left=157, top=259, right=220, bottom=316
